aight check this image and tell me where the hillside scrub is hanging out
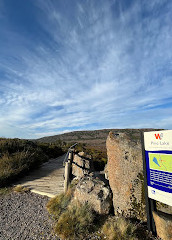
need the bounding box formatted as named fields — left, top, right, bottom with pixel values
left=37, top=142, right=64, bottom=158
left=87, top=147, right=107, bottom=171
left=0, top=138, right=63, bottom=187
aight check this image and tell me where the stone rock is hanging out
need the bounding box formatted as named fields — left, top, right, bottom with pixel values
left=104, top=164, right=108, bottom=180
left=156, top=202, right=172, bottom=215
left=153, top=211, right=172, bottom=240
left=72, top=152, right=93, bottom=178
left=106, top=131, right=146, bottom=219
left=73, top=174, right=112, bottom=215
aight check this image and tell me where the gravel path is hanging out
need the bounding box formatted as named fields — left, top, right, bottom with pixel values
left=0, top=192, right=60, bottom=240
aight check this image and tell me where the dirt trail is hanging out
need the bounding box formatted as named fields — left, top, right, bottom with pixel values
left=15, top=154, right=65, bottom=198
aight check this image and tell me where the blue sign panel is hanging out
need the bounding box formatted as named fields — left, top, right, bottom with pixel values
left=145, top=150, right=172, bottom=194
left=144, top=130, right=172, bottom=206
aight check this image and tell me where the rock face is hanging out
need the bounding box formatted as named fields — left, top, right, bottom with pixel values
left=153, top=211, right=172, bottom=240
left=72, top=152, right=93, bottom=178
left=106, top=131, right=145, bottom=219
left=73, top=174, right=112, bottom=215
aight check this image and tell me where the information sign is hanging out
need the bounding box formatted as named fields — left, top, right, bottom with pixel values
left=144, top=130, right=172, bottom=206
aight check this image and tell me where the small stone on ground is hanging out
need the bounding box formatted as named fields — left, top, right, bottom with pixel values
left=0, top=192, right=60, bottom=240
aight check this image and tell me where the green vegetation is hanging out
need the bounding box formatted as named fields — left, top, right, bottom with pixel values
left=13, top=185, right=30, bottom=193
left=47, top=188, right=73, bottom=221
left=60, top=142, right=107, bottom=171
left=55, top=202, right=95, bottom=240
left=47, top=183, right=96, bottom=240
left=101, top=216, right=137, bottom=240
left=36, top=128, right=161, bottom=145
left=0, top=138, right=64, bottom=187
left=85, top=146, right=107, bottom=171
left=37, top=142, right=64, bottom=158
left=0, top=187, right=12, bottom=196
left=36, top=129, right=111, bottom=144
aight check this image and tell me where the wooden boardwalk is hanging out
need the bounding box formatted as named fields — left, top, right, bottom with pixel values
left=15, top=154, right=65, bottom=198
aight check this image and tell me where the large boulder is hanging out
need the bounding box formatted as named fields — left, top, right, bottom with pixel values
left=72, top=152, right=93, bottom=178
left=73, top=174, right=112, bottom=215
left=106, top=131, right=146, bottom=219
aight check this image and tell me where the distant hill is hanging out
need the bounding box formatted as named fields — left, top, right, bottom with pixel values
left=35, top=128, right=162, bottom=151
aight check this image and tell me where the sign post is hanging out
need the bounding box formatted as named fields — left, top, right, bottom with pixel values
left=142, top=130, right=172, bottom=235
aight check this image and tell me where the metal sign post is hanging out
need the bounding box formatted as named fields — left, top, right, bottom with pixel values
left=141, top=131, right=157, bottom=235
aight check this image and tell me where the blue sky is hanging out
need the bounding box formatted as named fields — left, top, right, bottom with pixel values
left=0, top=0, right=172, bottom=139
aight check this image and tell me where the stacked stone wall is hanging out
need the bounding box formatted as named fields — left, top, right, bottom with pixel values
left=72, top=151, right=93, bottom=178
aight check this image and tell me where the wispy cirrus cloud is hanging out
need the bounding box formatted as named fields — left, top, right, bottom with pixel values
left=0, top=0, right=172, bottom=138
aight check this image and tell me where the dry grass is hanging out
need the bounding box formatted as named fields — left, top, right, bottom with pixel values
left=47, top=189, right=154, bottom=240
left=55, top=202, right=95, bottom=240
left=101, top=216, right=137, bottom=240
left=0, top=138, right=49, bottom=187
left=0, top=187, right=12, bottom=196
left=46, top=182, right=153, bottom=240
left=13, top=185, right=30, bottom=193
left=47, top=183, right=96, bottom=240
left=47, top=187, right=73, bottom=220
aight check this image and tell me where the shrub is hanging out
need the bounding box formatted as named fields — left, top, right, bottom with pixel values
left=37, top=142, right=64, bottom=158
left=47, top=182, right=97, bottom=240
left=47, top=188, right=73, bottom=220
left=0, top=138, right=49, bottom=187
left=55, top=202, right=95, bottom=240
left=101, top=216, right=137, bottom=240
left=87, top=148, right=107, bottom=171
left=0, top=137, right=66, bottom=188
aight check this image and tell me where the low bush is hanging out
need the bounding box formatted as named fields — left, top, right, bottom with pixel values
left=37, top=142, right=64, bottom=159
left=58, top=141, right=107, bottom=171
left=47, top=182, right=98, bottom=240
left=55, top=202, right=95, bottom=240
left=85, top=148, right=107, bottom=171
left=0, top=138, right=66, bottom=187
left=101, top=216, right=137, bottom=240
left=0, top=138, right=48, bottom=187
left=46, top=188, right=73, bottom=220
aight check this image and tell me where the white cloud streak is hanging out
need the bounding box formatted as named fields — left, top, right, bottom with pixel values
left=0, top=0, right=172, bottom=138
